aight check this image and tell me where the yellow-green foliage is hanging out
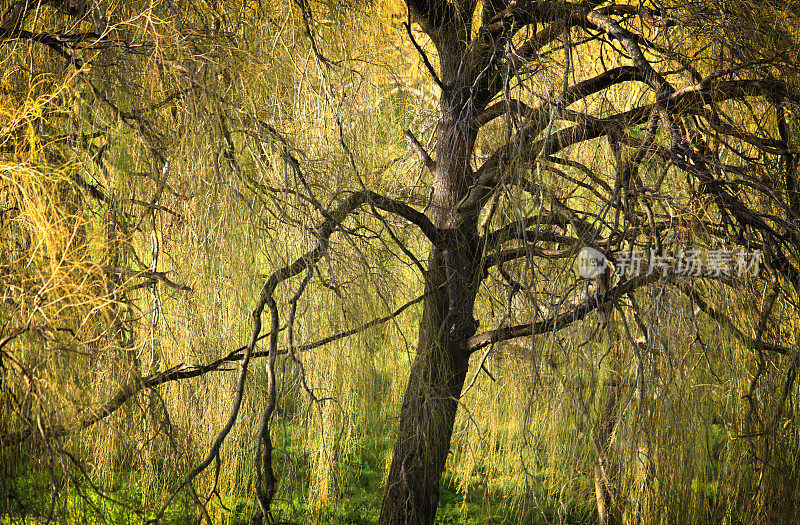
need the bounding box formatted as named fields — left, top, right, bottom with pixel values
left=1, top=1, right=799, bottom=524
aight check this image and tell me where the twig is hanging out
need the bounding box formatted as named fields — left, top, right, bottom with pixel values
left=404, top=129, right=435, bottom=171
left=404, top=20, right=445, bottom=90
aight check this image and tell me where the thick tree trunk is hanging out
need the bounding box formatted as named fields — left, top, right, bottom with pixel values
left=379, top=178, right=480, bottom=524
left=378, top=8, right=488, bottom=519
left=380, top=67, right=481, bottom=521
left=380, top=213, right=480, bottom=523
left=378, top=267, right=471, bottom=523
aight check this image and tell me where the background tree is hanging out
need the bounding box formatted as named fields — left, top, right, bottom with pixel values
left=1, top=1, right=799, bottom=524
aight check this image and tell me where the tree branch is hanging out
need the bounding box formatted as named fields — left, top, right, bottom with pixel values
left=1, top=290, right=433, bottom=448
left=675, top=283, right=793, bottom=356
left=404, top=20, right=445, bottom=90
left=465, top=273, right=660, bottom=353
left=404, top=129, right=435, bottom=171
left=463, top=76, right=793, bottom=214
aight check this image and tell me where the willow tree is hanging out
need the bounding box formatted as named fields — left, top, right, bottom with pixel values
left=2, top=0, right=800, bottom=523
left=370, top=1, right=800, bottom=522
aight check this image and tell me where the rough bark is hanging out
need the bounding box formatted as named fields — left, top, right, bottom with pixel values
left=378, top=259, right=472, bottom=523
left=380, top=10, right=482, bottom=518
left=379, top=121, right=481, bottom=523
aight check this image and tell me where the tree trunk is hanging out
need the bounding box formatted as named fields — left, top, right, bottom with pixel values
left=379, top=221, right=480, bottom=524
left=378, top=267, right=471, bottom=523
left=380, top=62, right=481, bottom=520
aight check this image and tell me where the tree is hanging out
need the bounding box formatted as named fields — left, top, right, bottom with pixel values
left=2, top=0, right=799, bottom=524
left=378, top=1, right=800, bottom=522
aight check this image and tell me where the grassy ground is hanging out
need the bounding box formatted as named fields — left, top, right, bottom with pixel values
left=1, top=445, right=598, bottom=524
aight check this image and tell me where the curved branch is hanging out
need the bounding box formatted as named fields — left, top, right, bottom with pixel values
left=465, top=273, right=660, bottom=353
left=674, top=283, right=793, bottom=356
left=404, top=129, right=436, bottom=171
left=463, top=77, right=792, bottom=214
left=1, top=290, right=432, bottom=448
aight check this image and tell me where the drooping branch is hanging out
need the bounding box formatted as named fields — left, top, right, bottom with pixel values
left=4, top=184, right=442, bottom=519
left=404, top=20, right=445, bottom=90
left=1, top=285, right=434, bottom=448
left=253, top=263, right=286, bottom=519
left=674, top=283, right=793, bottom=356
left=465, top=273, right=660, bottom=353
left=463, top=76, right=794, bottom=215
left=154, top=185, right=437, bottom=515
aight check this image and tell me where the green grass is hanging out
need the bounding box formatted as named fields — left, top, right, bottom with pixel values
left=2, top=438, right=599, bottom=524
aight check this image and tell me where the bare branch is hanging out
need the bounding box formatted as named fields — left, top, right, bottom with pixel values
left=675, top=283, right=793, bottom=356
left=404, top=20, right=445, bottom=90
left=404, top=129, right=436, bottom=171
left=1, top=291, right=432, bottom=448
left=464, top=76, right=793, bottom=214
left=466, top=273, right=660, bottom=353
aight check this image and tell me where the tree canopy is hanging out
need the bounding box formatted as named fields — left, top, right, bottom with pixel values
left=1, top=0, right=800, bottom=523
